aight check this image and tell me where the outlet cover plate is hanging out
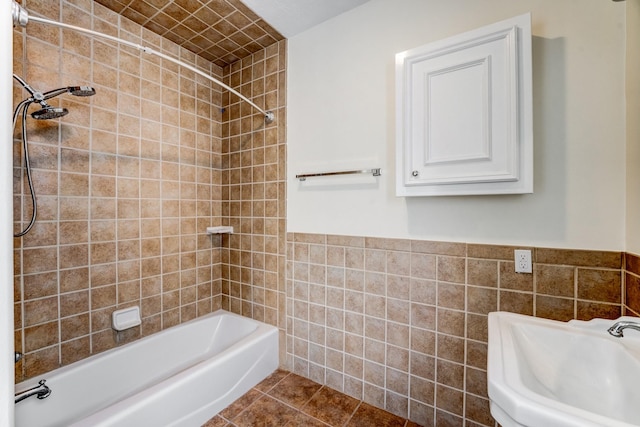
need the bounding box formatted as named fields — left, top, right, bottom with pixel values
left=514, top=249, right=532, bottom=273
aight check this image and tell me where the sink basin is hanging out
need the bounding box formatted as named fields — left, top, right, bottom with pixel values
left=488, top=312, right=640, bottom=427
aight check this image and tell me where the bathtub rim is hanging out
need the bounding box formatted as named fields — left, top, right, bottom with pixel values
left=15, top=309, right=275, bottom=393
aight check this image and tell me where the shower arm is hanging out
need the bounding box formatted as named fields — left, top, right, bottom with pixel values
left=40, top=87, right=71, bottom=101
left=11, top=1, right=275, bottom=124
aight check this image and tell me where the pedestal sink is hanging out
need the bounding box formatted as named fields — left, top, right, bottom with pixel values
left=488, top=312, right=640, bottom=427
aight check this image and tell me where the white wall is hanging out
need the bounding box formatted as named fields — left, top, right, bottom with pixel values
left=626, top=0, right=640, bottom=255
left=287, top=0, right=627, bottom=250
left=1, top=1, right=15, bottom=425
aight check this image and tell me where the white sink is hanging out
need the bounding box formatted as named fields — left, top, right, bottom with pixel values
left=488, top=312, right=640, bottom=427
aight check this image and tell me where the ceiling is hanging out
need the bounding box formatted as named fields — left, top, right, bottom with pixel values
left=240, top=0, right=371, bottom=38
left=94, top=0, right=370, bottom=68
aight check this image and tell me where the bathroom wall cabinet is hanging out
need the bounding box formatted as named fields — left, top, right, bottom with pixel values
left=395, top=13, right=533, bottom=196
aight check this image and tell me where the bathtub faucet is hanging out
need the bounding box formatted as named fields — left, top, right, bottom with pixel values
left=15, top=379, right=51, bottom=404
left=608, top=320, right=640, bottom=338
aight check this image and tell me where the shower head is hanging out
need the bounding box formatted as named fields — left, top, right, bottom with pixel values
left=42, top=86, right=96, bottom=100
left=13, top=75, right=96, bottom=121
left=31, top=105, right=69, bottom=120
left=68, top=86, right=96, bottom=97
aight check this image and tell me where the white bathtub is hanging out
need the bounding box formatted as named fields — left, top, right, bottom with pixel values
left=14, top=310, right=279, bottom=427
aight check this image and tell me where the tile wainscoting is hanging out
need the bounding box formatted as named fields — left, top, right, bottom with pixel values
left=285, top=233, right=627, bottom=427
left=626, top=252, right=640, bottom=315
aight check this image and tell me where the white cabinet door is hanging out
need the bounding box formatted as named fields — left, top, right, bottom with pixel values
left=396, top=13, right=533, bottom=196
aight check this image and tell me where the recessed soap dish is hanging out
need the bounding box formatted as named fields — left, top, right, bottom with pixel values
left=206, top=226, right=233, bottom=234
left=112, top=306, right=141, bottom=331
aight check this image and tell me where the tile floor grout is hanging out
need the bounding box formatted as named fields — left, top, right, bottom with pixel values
left=202, top=369, right=422, bottom=427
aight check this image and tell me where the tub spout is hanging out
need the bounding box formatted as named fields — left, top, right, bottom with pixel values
left=608, top=320, right=640, bottom=338
left=15, top=379, right=51, bottom=404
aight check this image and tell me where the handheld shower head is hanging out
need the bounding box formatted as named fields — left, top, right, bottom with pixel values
left=13, top=75, right=96, bottom=120
left=42, top=85, right=96, bottom=100
left=31, top=105, right=69, bottom=120
left=68, top=86, right=96, bottom=97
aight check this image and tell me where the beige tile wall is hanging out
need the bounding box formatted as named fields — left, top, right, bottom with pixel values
left=626, top=252, right=640, bottom=316
left=285, top=233, right=623, bottom=427
left=219, top=39, right=288, bottom=360
left=13, top=0, right=225, bottom=382
left=11, top=1, right=637, bottom=425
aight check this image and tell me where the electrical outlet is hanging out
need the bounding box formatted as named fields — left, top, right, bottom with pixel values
left=514, top=249, right=532, bottom=273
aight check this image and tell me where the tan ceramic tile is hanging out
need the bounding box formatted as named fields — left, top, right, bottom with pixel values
left=626, top=273, right=640, bottom=313
left=327, top=246, right=345, bottom=267
left=410, top=327, right=435, bottom=356
left=499, top=262, right=533, bottom=291
left=435, top=385, right=463, bottom=417
left=577, top=268, right=622, bottom=303
left=536, top=248, right=622, bottom=269
left=327, top=234, right=364, bottom=248
left=465, top=394, right=494, bottom=426
left=387, top=298, right=410, bottom=324
left=298, top=387, right=357, bottom=425
left=411, top=240, right=466, bottom=257
left=365, top=338, right=386, bottom=364
left=387, top=323, right=409, bottom=348
left=60, top=290, right=89, bottom=317
left=232, top=395, right=299, bottom=426
left=23, top=271, right=58, bottom=299
left=59, top=244, right=89, bottom=269
left=61, top=336, right=91, bottom=366
left=465, top=366, right=488, bottom=398
left=466, top=313, right=488, bottom=342
left=356, top=402, right=407, bottom=427
left=24, top=346, right=60, bottom=379
left=410, top=279, right=437, bottom=305
left=23, top=297, right=58, bottom=327
left=22, top=247, right=57, bottom=275
left=219, top=387, right=264, bottom=420
left=365, top=249, right=386, bottom=273
left=467, top=286, right=497, bottom=315
left=466, top=340, right=487, bottom=370
left=626, top=252, right=640, bottom=275
left=268, top=373, right=321, bottom=409
left=22, top=222, right=58, bottom=249
left=499, top=290, right=533, bottom=315
left=387, top=275, right=409, bottom=301
left=436, top=308, right=465, bottom=337
left=536, top=295, right=575, bottom=322
left=576, top=301, right=621, bottom=321
left=365, top=272, right=385, bottom=296
left=364, top=237, right=411, bottom=252
left=24, top=321, right=59, bottom=352
left=437, top=283, right=465, bottom=310
left=437, top=256, right=465, bottom=284
left=411, top=303, right=436, bottom=331
left=467, top=244, right=522, bottom=261
left=467, top=259, right=498, bottom=288
left=344, top=354, right=363, bottom=379
left=535, top=264, right=575, bottom=297
left=387, top=251, right=410, bottom=277
left=409, top=376, right=435, bottom=405
left=436, top=359, right=464, bottom=390
left=364, top=294, right=385, bottom=319
left=437, top=334, right=465, bottom=364
left=200, top=415, right=228, bottom=427
left=91, top=284, right=116, bottom=310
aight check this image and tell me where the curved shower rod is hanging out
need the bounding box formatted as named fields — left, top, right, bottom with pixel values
left=11, top=1, right=275, bottom=124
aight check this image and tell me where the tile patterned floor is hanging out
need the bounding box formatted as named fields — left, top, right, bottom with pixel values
left=202, top=369, right=423, bottom=427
